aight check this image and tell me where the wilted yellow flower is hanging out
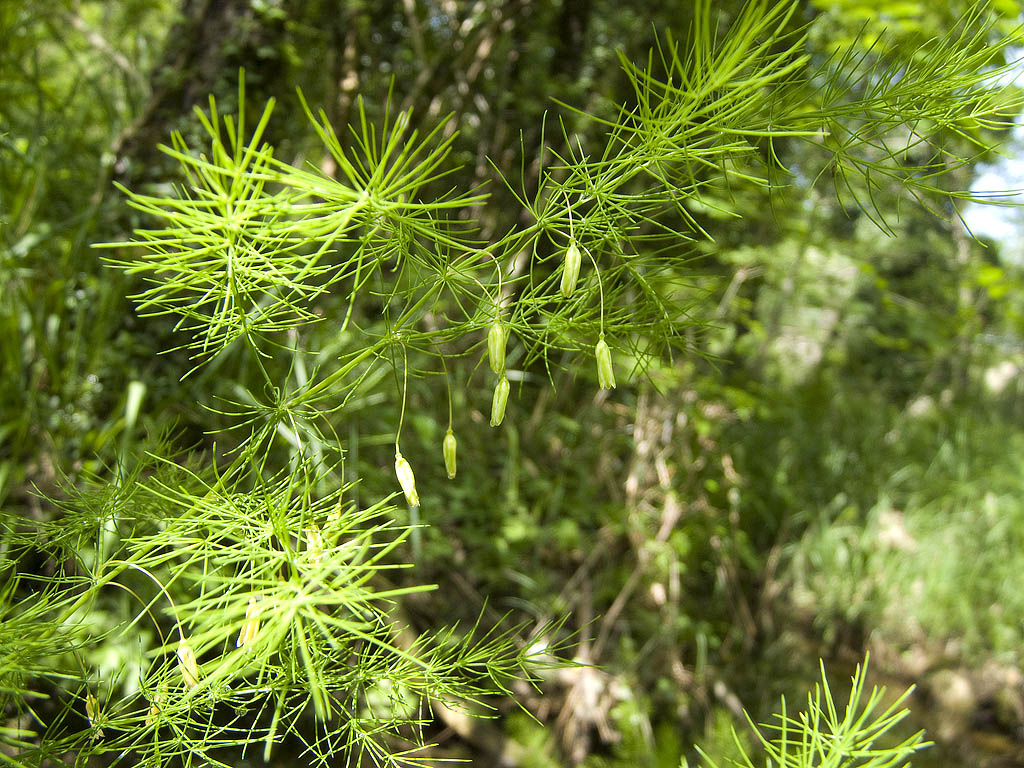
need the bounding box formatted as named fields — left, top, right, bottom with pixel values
left=490, top=376, right=510, bottom=427
left=394, top=450, right=420, bottom=507
left=441, top=428, right=458, bottom=479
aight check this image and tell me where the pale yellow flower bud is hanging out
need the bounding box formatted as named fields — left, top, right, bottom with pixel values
left=443, top=428, right=457, bottom=479
left=177, top=639, right=199, bottom=690
left=146, top=681, right=167, bottom=726
left=86, top=691, right=103, bottom=736
left=86, top=691, right=99, bottom=723
left=306, top=523, right=324, bottom=564
left=561, top=241, right=582, bottom=298
left=490, top=375, right=510, bottom=427
left=394, top=451, right=420, bottom=507
left=595, top=335, right=615, bottom=389
left=236, top=596, right=262, bottom=650
left=487, top=320, right=506, bottom=374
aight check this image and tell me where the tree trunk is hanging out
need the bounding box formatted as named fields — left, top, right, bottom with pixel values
left=113, top=0, right=292, bottom=186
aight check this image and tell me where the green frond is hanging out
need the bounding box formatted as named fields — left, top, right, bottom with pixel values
left=694, top=655, right=930, bottom=768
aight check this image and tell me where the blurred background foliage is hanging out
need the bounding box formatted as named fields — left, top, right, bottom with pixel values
left=3, top=0, right=1024, bottom=765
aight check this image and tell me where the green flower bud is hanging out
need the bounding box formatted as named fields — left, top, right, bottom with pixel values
left=177, top=639, right=199, bottom=690
left=443, top=428, right=457, bottom=479
left=394, top=450, right=420, bottom=507
left=491, top=375, right=510, bottom=427
left=595, top=335, right=615, bottom=389
left=561, top=241, right=582, bottom=298
left=487, top=320, right=506, bottom=373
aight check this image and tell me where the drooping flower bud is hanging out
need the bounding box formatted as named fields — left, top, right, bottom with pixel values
left=236, top=596, right=262, bottom=650
left=561, top=241, right=582, bottom=298
left=177, top=639, right=199, bottom=690
left=487, top=320, right=506, bottom=374
left=490, top=375, right=510, bottom=427
left=394, top=451, right=420, bottom=507
left=443, top=429, right=457, bottom=479
left=595, top=335, right=615, bottom=389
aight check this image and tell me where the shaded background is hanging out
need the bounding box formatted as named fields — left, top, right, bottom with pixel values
left=3, top=0, right=1024, bottom=765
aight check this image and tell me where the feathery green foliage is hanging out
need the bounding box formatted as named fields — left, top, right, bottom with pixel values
left=4, top=0, right=1023, bottom=765
left=693, top=656, right=929, bottom=768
